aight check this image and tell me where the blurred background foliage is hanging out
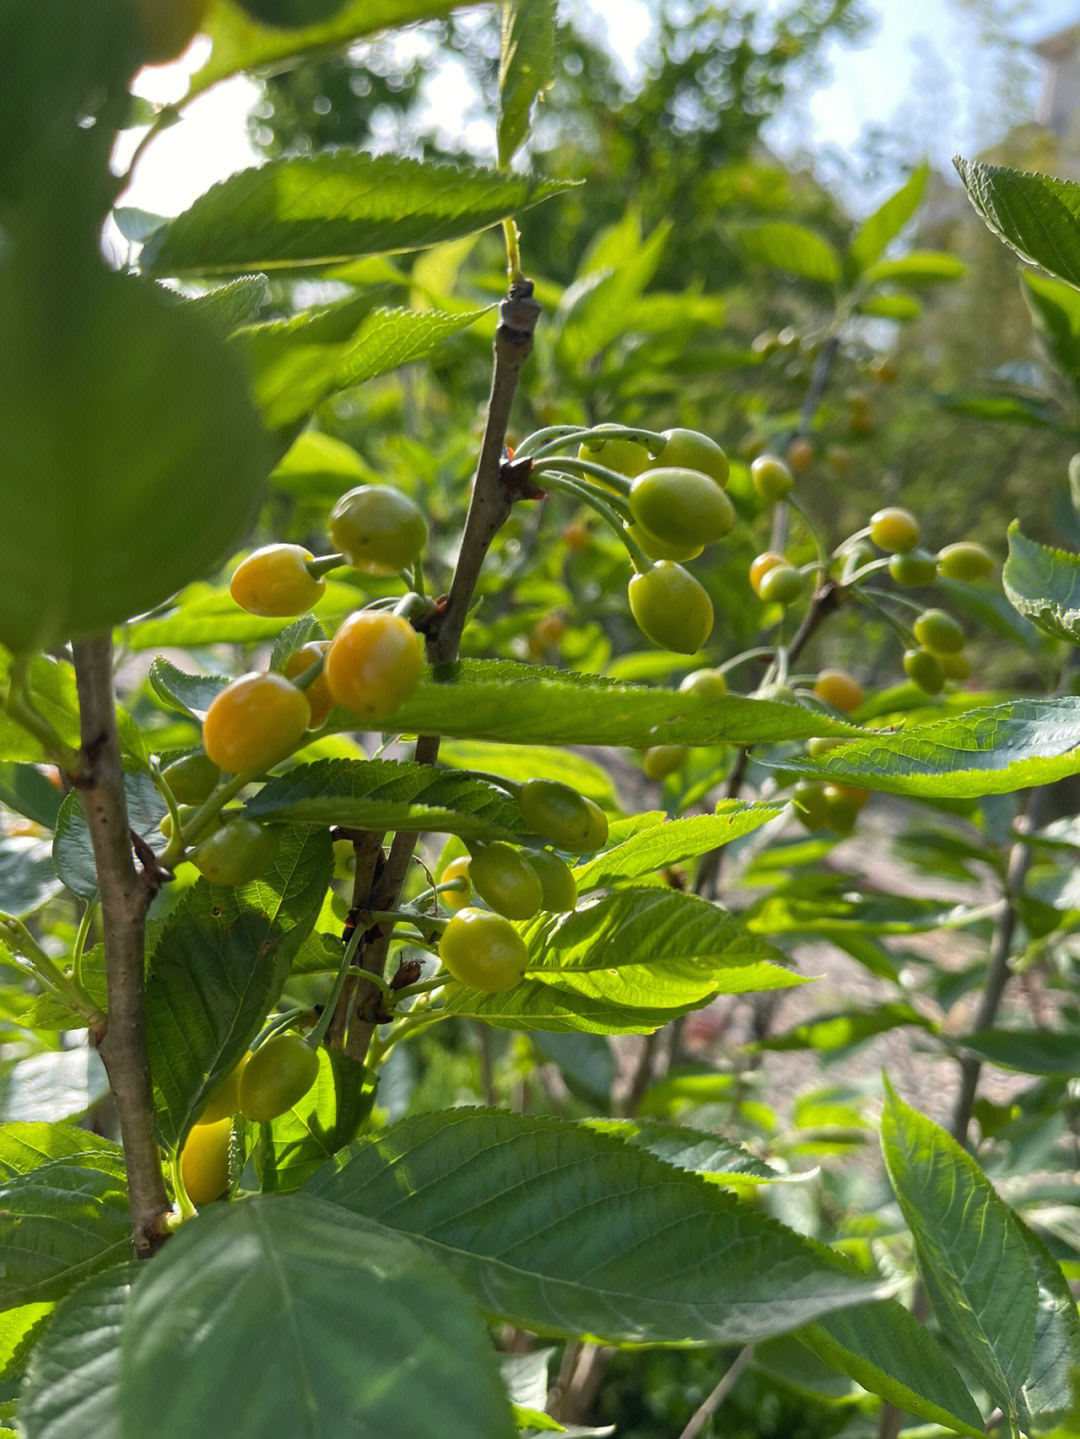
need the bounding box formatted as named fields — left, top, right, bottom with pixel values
left=237, top=0, right=1079, bottom=700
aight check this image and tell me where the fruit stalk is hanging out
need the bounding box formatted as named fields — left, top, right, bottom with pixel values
left=71, top=635, right=170, bottom=1256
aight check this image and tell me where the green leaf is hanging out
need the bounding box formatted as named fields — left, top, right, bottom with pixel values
left=0, top=835, right=61, bottom=917
left=753, top=1002, right=934, bottom=1054
left=234, top=300, right=490, bottom=429
left=145, top=826, right=332, bottom=1147
left=118, top=1195, right=517, bottom=1439
left=584, top=1119, right=787, bottom=1185
left=531, top=1032, right=615, bottom=1103
left=0, top=764, right=63, bottom=830
left=0, top=1303, right=52, bottom=1389
left=113, top=207, right=167, bottom=244
left=191, top=0, right=485, bottom=98
left=245, top=757, right=530, bottom=841
left=439, top=740, right=618, bottom=807
left=848, top=163, right=929, bottom=274
left=739, top=224, right=841, bottom=285
left=863, top=252, right=966, bottom=287
left=0, top=655, right=79, bottom=766
left=857, top=293, right=922, bottom=321
left=22, top=1265, right=135, bottom=1439
left=267, top=428, right=372, bottom=504
left=936, top=391, right=1066, bottom=430
left=880, top=1085, right=1037, bottom=1418
left=20, top=948, right=107, bottom=1029
left=0, top=1125, right=129, bottom=1308
left=443, top=886, right=802, bottom=1034
left=497, top=0, right=558, bottom=168
left=954, top=158, right=1080, bottom=290
left=0, top=246, right=269, bottom=653
left=269, top=615, right=324, bottom=673
left=745, top=889, right=974, bottom=939
left=257, top=1048, right=376, bottom=1193
left=147, top=656, right=227, bottom=720
left=772, top=698, right=1080, bottom=797
left=555, top=220, right=671, bottom=371
left=1022, top=271, right=1080, bottom=392
left=386, top=661, right=855, bottom=748
left=53, top=769, right=166, bottom=900
left=0, top=1122, right=120, bottom=1176
left=797, top=1299, right=984, bottom=1437
left=443, top=981, right=688, bottom=1034
left=141, top=153, right=576, bottom=277
left=572, top=805, right=784, bottom=890
left=1004, top=521, right=1080, bottom=645
left=309, top=1110, right=882, bottom=1344
left=175, top=274, right=269, bottom=334
left=1019, top=1221, right=1080, bottom=1421
left=958, top=1028, right=1080, bottom=1076
left=518, top=888, right=799, bottom=1012
left=938, top=574, right=1055, bottom=653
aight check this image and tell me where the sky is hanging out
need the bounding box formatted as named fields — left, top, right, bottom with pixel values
left=117, top=1, right=1080, bottom=221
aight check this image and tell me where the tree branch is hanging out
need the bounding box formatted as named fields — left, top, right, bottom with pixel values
left=342, top=280, right=541, bottom=1066
left=71, top=636, right=170, bottom=1256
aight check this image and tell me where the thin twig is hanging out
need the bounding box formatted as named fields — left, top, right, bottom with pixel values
left=950, top=789, right=1046, bottom=1144
left=549, top=1342, right=615, bottom=1424
left=678, top=1346, right=755, bottom=1439
left=71, top=636, right=170, bottom=1256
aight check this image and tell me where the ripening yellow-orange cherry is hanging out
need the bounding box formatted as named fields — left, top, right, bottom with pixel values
left=869, top=507, right=921, bottom=554
left=813, top=670, right=864, bottom=713
left=324, top=611, right=424, bottom=723
left=229, top=544, right=326, bottom=618
left=283, top=641, right=334, bottom=728
left=749, top=551, right=786, bottom=596
left=202, top=673, right=311, bottom=775
left=440, top=856, right=472, bottom=912
left=179, top=1118, right=231, bottom=1206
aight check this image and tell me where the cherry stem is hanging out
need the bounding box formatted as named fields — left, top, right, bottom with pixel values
left=853, top=589, right=916, bottom=646
left=718, top=647, right=779, bottom=675
left=0, top=911, right=102, bottom=1022
left=149, top=754, right=184, bottom=853
left=524, top=424, right=667, bottom=462
left=531, top=455, right=632, bottom=497
left=392, top=974, right=450, bottom=1000
left=534, top=472, right=649, bottom=572
left=306, top=552, right=346, bottom=580
left=290, top=654, right=325, bottom=694
left=307, top=922, right=367, bottom=1050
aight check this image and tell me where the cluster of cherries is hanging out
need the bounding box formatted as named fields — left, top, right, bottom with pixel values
left=155, top=483, right=431, bottom=887
left=436, top=778, right=608, bottom=994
